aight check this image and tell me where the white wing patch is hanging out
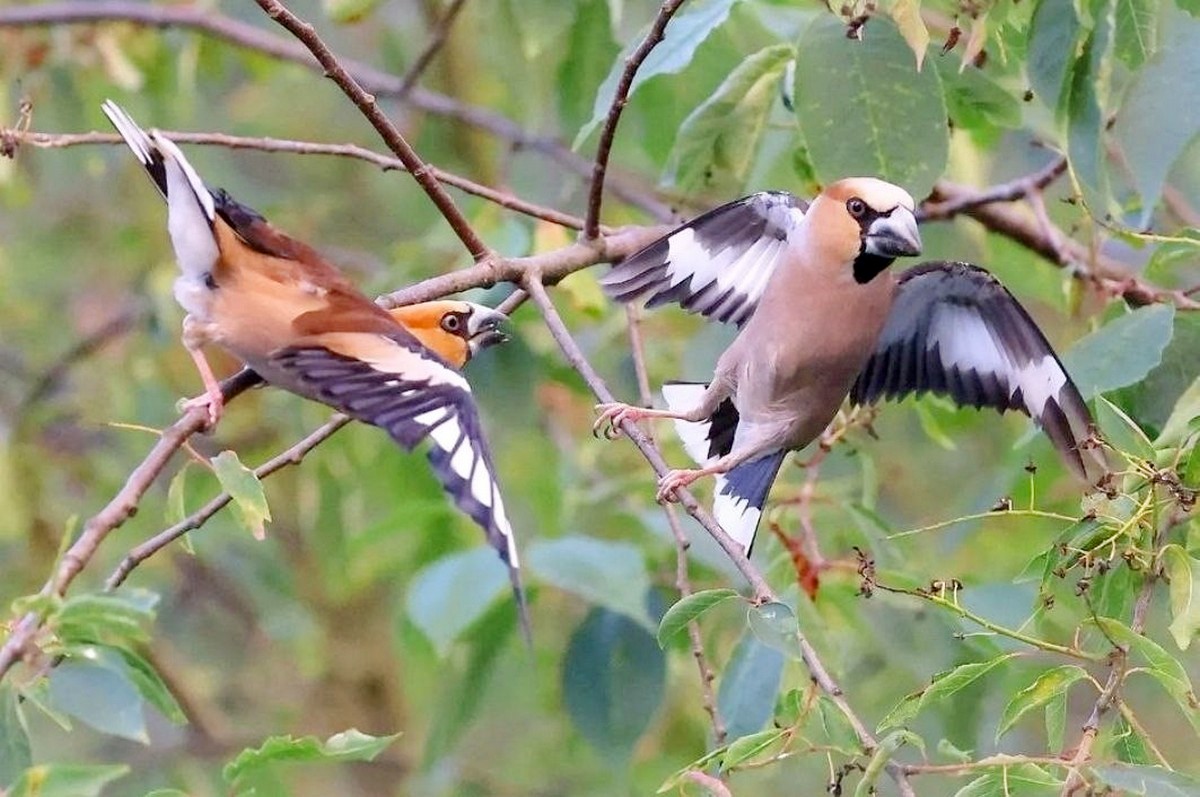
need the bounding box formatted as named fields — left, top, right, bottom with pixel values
left=661, top=383, right=715, bottom=466
left=713, top=491, right=758, bottom=552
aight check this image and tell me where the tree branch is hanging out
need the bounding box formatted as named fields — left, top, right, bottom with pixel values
left=254, top=0, right=491, bottom=261
left=0, top=1, right=675, bottom=222
left=397, top=0, right=470, bottom=98
left=584, top=0, right=687, bottom=239
left=7, top=129, right=586, bottom=231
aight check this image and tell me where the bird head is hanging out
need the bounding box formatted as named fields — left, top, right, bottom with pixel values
left=389, top=301, right=509, bottom=368
left=807, top=177, right=922, bottom=284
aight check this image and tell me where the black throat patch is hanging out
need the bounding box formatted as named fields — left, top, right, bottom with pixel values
left=853, top=251, right=894, bottom=284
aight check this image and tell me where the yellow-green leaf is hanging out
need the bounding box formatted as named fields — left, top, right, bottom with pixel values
left=211, top=451, right=271, bottom=541
left=1163, top=544, right=1200, bottom=650
left=889, top=0, right=930, bottom=69
left=996, top=665, right=1088, bottom=740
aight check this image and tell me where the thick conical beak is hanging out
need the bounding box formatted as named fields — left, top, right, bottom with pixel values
left=864, top=206, right=922, bottom=258
left=465, top=304, right=509, bottom=356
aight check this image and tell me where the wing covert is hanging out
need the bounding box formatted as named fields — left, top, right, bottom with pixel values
left=601, top=191, right=808, bottom=327
left=850, top=261, right=1102, bottom=480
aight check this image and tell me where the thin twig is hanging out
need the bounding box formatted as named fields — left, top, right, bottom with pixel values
left=254, top=0, right=491, bottom=261
left=7, top=128, right=586, bottom=231
left=397, top=0, right=470, bottom=98
left=584, top=0, right=688, bottom=238
left=625, top=305, right=727, bottom=746
left=917, top=157, right=1068, bottom=221
left=104, top=415, right=351, bottom=591
left=0, top=1, right=674, bottom=221
left=521, top=276, right=914, bottom=797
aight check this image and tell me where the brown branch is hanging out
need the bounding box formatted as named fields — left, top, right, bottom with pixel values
left=397, top=0, right=470, bottom=98
left=521, top=277, right=915, bottom=797
left=0, top=369, right=260, bottom=680
left=104, top=414, right=351, bottom=591
left=7, top=129, right=585, bottom=231
left=254, top=0, right=491, bottom=262
left=917, top=157, right=1068, bottom=221
left=625, top=305, right=727, bottom=747
left=584, top=0, right=688, bottom=238
left=0, top=1, right=674, bottom=222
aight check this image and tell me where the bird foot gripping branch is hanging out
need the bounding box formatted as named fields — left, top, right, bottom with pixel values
left=100, top=101, right=531, bottom=641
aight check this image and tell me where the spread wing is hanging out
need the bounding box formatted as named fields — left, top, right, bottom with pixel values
left=270, top=332, right=529, bottom=636
left=600, top=191, right=808, bottom=327
left=850, top=261, right=1103, bottom=481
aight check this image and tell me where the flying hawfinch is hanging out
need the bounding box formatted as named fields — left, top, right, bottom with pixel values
left=597, top=178, right=1104, bottom=553
left=101, top=101, right=528, bottom=637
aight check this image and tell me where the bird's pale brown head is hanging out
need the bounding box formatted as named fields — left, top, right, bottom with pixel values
left=389, top=300, right=509, bottom=368
left=806, top=177, right=922, bottom=283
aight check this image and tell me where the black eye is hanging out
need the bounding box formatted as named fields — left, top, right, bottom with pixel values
left=441, top=314, right=462, bottom=333
left=847, top=198, right=867, bottom=218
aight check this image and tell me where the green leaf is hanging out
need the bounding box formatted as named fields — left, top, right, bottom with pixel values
left=1113, top=0, right=1158, bottom=68
left=223, top=729, right=400, bottom=785
left=889, top=0, right=930, bottom=68
left=322, top=0, right=382, bottom=24
left=574, top=0, right=742, bottom=148
left=817, top=695, right=863, bottom=755
left=1028, top=0, right=1082, bottom=115
left=663, top=44, right=794, bottom=193
left=953, top=764, right=1062, bottom=797
left=406, top=547, right=510, bottom=656
left=1095, top=395, right=1157, bottom=461
left=143, top=790, right=190, bottom=797
left=1156, top=378, right=1200, bottom=449
left=1066, top=0, right=1118, bottom=215
left=718, top=631, right=784, bottom=741
left=112, top=646, right=186, bottom=725
left=1091, top=617, right=1200, bottom=734
left=1112, top=10, right=1200, bottom=226
left=1162, top=544, right=1200, bottom=650
left=1112, top=715, right=1155, bottom=765
left=878, top=654, right=1016, bottom=731
left=164, top=466, right=193, bottom=554
left=746, top=601, right=806, bottom=659
left=0, top=684, right=31, bottom=786
left=6, top=764, right=129, bottom=797
left=721, top=727, right=787, bottom=770
left=656, top=588, right=739, bottom=647
left=527, top=537, right=653, bottom=628
left=47, top=655, right=148, bottom=742
left=937, top=61, right=1023, bottom=133
left=56, top=589, right=157, bottom=647
left=1045, top=689, right=1068, bottom=751
left=1062, top=304, right=1175, bottom=398
left=793, top=16, right=948, bottom=199
left=211, top=450, right=271, bottom=540
left=1091, top=763, right=1200, bottom=796
left=996, top=665, right=1088, bottom=740
left=562, top=607, right=665, bottom=760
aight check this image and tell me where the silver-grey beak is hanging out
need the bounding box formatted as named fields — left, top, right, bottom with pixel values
left=864, top=206, right=922, bottom=258
left=465, top=304, right=509, bottom=356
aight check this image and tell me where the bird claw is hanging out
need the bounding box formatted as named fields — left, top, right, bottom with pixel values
left=178, top=390, right=223, bottom=429
left=593, top=402, right=644, bottom=439
left=656, top=468, right=703, bottom=503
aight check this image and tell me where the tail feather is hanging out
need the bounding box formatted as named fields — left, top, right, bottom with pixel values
left=714, top=452, right=786, bottom=554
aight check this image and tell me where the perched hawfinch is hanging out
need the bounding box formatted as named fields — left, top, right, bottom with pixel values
left=101, top=101, right=528, bottom=637
left=597, top=178, right=1104, bottom=553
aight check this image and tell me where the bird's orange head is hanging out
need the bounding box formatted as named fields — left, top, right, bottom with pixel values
left=389, top=301, right=509, bottom=368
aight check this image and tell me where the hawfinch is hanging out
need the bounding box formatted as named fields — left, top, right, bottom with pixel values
left=597, top=178, right=1103, bottom=552
left=101, top=101, right=528, bottom=635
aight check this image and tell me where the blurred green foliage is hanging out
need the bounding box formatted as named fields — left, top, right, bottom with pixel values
left=0, top=0, right=1198, bottom=795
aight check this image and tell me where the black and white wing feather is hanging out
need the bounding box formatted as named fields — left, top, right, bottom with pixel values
left=850, top=262, right=1102, bottom=480
left=270, top=334, right=530, bottom=638
left=601, top=191, right=808, bottom=327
